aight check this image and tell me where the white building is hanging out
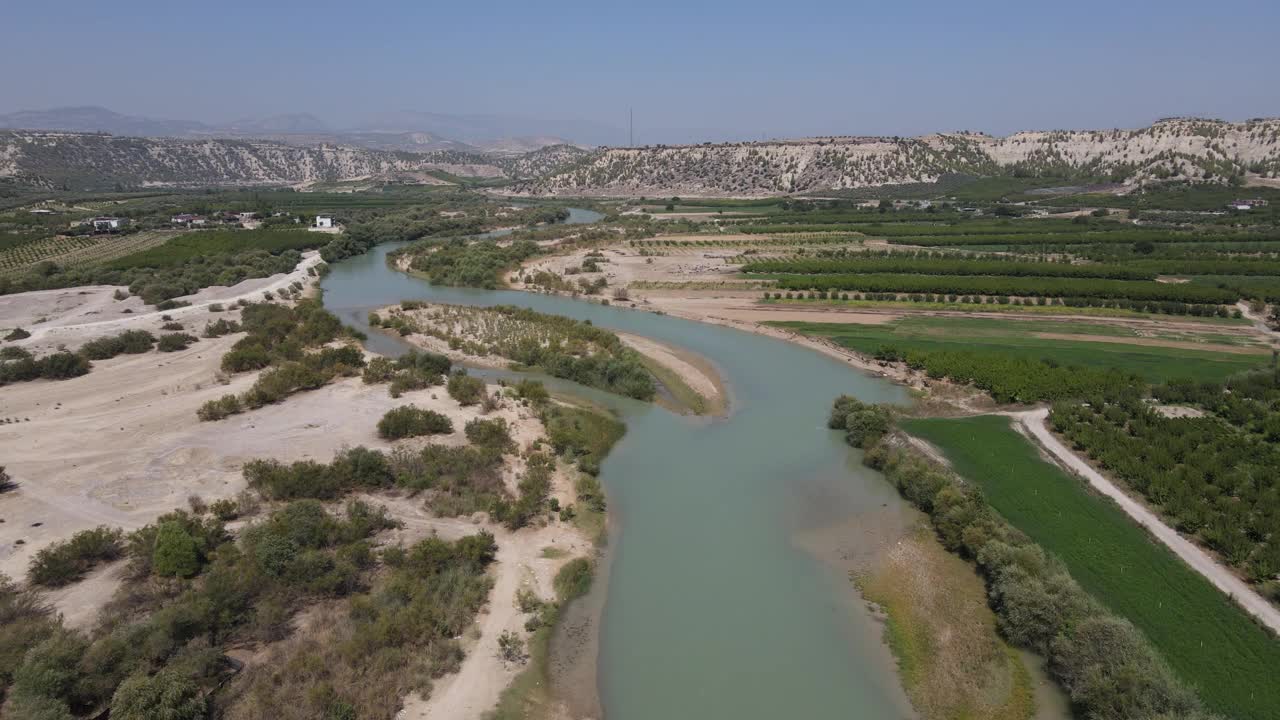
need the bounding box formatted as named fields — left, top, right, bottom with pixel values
left=315, top=215, right=334, bottom=229
left=91, top=216, right=127, bottom=232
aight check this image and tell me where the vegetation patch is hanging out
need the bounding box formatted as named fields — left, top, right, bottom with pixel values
left=899, top=413, right=1280, bottom=720
left=379, top=303, right=656, bottom=400
left=775, top=316, right=1265, bottom=385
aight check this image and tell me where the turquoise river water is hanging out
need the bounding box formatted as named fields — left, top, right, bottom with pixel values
left=319, top=209, right=918, bottom=719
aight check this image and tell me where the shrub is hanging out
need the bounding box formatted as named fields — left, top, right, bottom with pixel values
left=201, top=318, right=241, bottom=338
left=377, top=406, right=454, bottom=440
left=78, top=330, right=156, bottom=360
left=151, top=522, right=202, bottom=578
left=156, top=333, right=197, bottom=352
left=4, top=327, right=30, bottom=341
left=110, top=670, right=206, bottom=720
left=465, top=418, right=513, bottom=451
left=553, top=557, right=594, bottom=601
left=514, top=379, right=550, bottom=404
left=37, top=352, right=91, bottom=380
left=28, top=527, right=125, bottom=586
left=447, top=371, right=485, bottom=406
left=160, top=322, right=185, bottom=331
left=197, top=394, right=242, bottom=421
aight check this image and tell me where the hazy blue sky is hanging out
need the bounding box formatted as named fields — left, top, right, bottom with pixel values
left=4, top=0, right=1277, bottom=143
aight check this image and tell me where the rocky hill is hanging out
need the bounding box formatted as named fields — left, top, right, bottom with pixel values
left=0, top=131, right=577, bottom=190
left=513, top=119, right=1280, bottom=197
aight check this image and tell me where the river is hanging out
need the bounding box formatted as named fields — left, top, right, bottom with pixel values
left=319, top=208, right=917, bottom=719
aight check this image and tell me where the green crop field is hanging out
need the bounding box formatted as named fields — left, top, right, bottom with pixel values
left=900, top=415, right=1280, bottom=720
left=108, top=229, right=324, bottom=269
left=772, top=316, right=1266, bottom=383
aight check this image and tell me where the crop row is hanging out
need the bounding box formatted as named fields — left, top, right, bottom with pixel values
left=742, top=257, right=1154, bottom=280
left=631, top=235, right=862, bottom=247
left=734, top=219, right=1130, bottom=236
left=771, top=273, right=1241, bottom=303
left=885, top=230, right=1278, bottom=246
left=0, top=236, right=98, bottom=274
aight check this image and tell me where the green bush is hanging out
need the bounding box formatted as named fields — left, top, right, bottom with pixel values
left=28, top=527, right=125, bottom=587
left=4, top=327, right=31, bottom=341
left=36, top=352, right=91, bottom=381
left=447, top=371, right=486, bottom=406
left=553, top=557, right=594, bottom=601
left=151, top=522, right=201, bottom=578
left=109, top=670, right=205, bottom=720
left=377, top=405, right=454, bottom=440
left=78, top=330, right=155, bottom=360
left=196, top=394, right=242, bottom=421
left=156, top=333, right=197, bottom=352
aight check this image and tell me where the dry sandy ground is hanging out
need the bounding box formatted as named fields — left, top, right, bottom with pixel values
left=514, top=243, right=742, bottom=291
left=1, top=276, right=598, bottom=719
left=1006, top=408, right=1280, bottom=636
left=0, top=252, right=323, bottom=354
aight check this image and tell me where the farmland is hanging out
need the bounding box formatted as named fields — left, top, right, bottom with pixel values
left=0, top=230, right=189, bottom=278
left=901, top=415, right=1280, bottom=720
left=106, top=229, right=324, bottom=269
left=1051, top=369, right=1280, bottom=586
left=773, top=316, right=1267, bottom=384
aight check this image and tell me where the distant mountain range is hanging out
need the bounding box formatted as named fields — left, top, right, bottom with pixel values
left=0, top=106, right=608, bottom=155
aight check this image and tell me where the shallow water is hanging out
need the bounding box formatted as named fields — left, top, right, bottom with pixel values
left=320, top=208, right=919, bottom=719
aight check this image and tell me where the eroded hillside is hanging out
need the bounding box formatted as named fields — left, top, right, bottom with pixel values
left=514, top=118, right=1280, bottom=196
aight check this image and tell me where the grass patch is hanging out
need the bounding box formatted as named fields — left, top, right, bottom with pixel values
left=900, top=415, right=1280, bottom=720
left=858, top=527, right=1035, bottom=720
left=775, top=316, right=1264, bottom=383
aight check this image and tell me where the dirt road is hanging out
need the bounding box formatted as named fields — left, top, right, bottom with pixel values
left=1007, top=408, right=1280, bottom=635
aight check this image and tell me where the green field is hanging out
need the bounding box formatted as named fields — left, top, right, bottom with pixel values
left=901, top=415, right=1280, bottom=720
left=108, top=229, right=324, bottom=268
left=773, top=316, right=1266, bottom=383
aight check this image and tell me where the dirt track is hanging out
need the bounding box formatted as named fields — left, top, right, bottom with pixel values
left=1007, top=408, right=1280, bottom=636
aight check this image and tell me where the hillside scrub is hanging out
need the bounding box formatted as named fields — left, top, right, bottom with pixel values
left=830, top=397, right=1219, bottom=720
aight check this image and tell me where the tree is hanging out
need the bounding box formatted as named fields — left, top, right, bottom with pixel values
left=152, top=522, right=200, bottom=578
left=109, top=670, right=205, bottom=720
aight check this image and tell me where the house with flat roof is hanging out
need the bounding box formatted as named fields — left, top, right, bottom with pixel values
left=91, top=216, right=127, bottom=232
